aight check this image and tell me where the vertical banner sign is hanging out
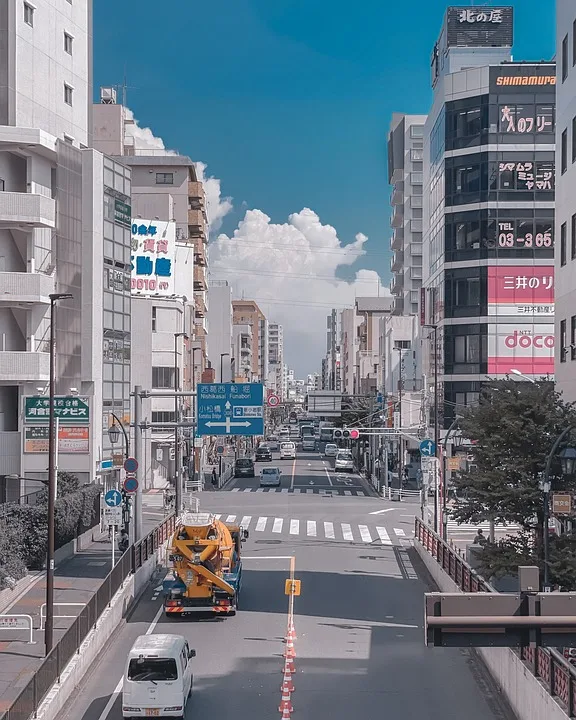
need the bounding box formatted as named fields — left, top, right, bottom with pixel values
left=131, top=220, right=176, bottom=296
left=420, top=287, right=426, bottom=326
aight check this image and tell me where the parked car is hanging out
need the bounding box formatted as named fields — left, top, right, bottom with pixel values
left=255, top=446, right=273, bottom=462
left=260, top=467, right=282, bottom=488
left=234, top=458, right=255, bottom=478
left=335, top=449, right=354, bottom=473
left=324, top=443, right=338, bottom=458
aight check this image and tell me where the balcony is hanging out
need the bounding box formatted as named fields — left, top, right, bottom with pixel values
left=0, top=192, right=56, bottom=229
left=392, top=296, right=405, bottom=315
left=0, top=272, right=55, bottom=304
left=390, top=274, right=404, bottom=296
left=194, top=265, right=207, bottom=292
left=189, top=224, right=206, bottom=242
left=188, top=181, right=205, bottom=204
left=391, top=187, right=404, bottom=206
left=0, top=351, right=49, bottom=382
left=390, top=229, right=404, bottom=251
left=391, top=206, right=404, bottom=229
left=188, top=209, right=206, bottom=228
left=390, top=168, right=403, bottom=184
left=391, top=251, right=404, bottom=272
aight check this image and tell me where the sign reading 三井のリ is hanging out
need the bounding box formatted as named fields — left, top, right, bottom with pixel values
left=197, top=383, right=264, bottom=436
left=24, top=396, right=89, bottom=423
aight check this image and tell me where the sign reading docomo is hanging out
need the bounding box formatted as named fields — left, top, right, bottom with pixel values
left=552, top=494, right=572, bottom=515
left=24, top=426, right=89, bottom=454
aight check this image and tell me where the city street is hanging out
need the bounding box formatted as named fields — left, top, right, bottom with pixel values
left=58, top=451, right=513, bottom=720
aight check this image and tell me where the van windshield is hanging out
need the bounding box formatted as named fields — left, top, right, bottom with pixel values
left=337, top=451, right=353, bottom=460
left=128, top=658, right=178, bottom=682
left=236, top=459, right=252, bottom=467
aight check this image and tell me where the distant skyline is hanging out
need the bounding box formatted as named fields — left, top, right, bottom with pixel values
left=94, top=0, right=556, bottom=375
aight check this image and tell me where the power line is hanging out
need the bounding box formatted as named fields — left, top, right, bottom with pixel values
left=209, top=237, right=391, bottom=257
left=210, top=266, right=384, bottom=284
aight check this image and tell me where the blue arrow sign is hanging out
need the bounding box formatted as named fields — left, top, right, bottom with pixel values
left=420, top=439, right=436, bottom=457
left=197, top=383, right=264, bottom=437
left=104, top=489, right=122, bottom=507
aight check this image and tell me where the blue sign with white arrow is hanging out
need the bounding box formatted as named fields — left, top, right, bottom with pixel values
left=104, top=489, right=122, bottom=507
left=419, top=438, right=436, bottom=457
left=197, top=383, right=264, bottom=437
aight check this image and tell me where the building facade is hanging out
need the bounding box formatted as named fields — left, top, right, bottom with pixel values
left=207, top=281, right=233, bottom=382
left=422, top=6, right=555, bottom=427
left=555, top=0, right=576, bottom=402
left=267, top=323, right=284, bottom=399
left=388, top=113, right=427, bottom=316
left=232, top=300, right=268, bottom=382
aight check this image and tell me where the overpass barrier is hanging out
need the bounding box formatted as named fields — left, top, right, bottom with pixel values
left=415, top=516, right=576, bottom=720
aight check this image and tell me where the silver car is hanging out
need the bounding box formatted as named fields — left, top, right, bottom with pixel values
left=334, top=450, right=354, bottom=472
left=260, top=467, right=282, bottom=487
left=324, top=443, right=338, bottom=458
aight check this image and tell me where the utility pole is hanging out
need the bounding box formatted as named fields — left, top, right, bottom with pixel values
left=133, top=385, right=143, bottom=541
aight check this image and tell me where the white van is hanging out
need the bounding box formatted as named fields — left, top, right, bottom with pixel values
left=280, top=441, right=296, bottom=460
left=122, top=634, right=195, bottom=718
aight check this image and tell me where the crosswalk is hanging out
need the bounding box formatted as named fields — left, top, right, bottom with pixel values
left=446, top=519, right=520, bottom=534
left=230, top=487, right=370, bottom=497
left=212, top=514, right=411, bottom=546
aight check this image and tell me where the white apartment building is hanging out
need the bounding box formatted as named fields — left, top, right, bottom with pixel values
left=388, top=113, right=427, bottom=315
left=267, top=323, right=284, bottom=399
left=233, top=324, right=253, bottom=381
left=207, top=281, right=233, bottom=382
left=555, top=1, right=576, bottom=402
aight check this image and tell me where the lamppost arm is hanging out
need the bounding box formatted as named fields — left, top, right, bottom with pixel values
left=110, top=412, right=130, bottom=457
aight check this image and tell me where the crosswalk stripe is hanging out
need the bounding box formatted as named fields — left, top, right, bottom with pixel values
left=232, top=488, right=241, bottom=492
left=290, top=519, right=299, bottom=535
left=240, top=516, right=251, bottom=528
left=213, top=514, right=221, bottom=520
left=358, top=525, right=372, bottom=543
left=280, top=488, right=289, bottom=493
left=324, top=521, right=335, bottom=539
left=255, top=517, right=267, bottom=531
left=226, top=515, right=236, bottom=523
left=376, top=527, right=392, bottom=545
left=243, top=488, right=252, bottom=492
left=341, top=523, right=354, bottom=541
left=394, top=528, right=406, bottom=537
left=344, top=491, right=352, bottom=496
left=273, top=518, right=283, bottom=533
left=307, top=520, right=317, bottom=537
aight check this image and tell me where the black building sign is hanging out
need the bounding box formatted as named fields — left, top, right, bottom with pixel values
left=447, top=6, right=513, bottom=48
left=490, top=65, right=556, bottom=93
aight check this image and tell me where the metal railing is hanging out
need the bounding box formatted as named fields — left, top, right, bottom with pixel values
left=1, top=513, right=175, bottom=720
left=415, top=517, right=576, bottom=717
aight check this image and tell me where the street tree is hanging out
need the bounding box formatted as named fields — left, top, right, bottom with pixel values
left=451, top=378, right=576, bottom=579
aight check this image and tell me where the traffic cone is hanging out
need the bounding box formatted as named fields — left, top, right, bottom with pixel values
left=284, top=635, right=296, bottom=660
left=280, top=707, right=292, bottom=720
left=286, top=619, right=297, bottom=641
left=282, top=670, right=294, bottom=693
left=284, top=657, right=296, bottom=675
left=278, top=686, right=293, bottom=714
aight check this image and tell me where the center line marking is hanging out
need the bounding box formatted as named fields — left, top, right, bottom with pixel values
left=290, top=458, right=296, bottom=491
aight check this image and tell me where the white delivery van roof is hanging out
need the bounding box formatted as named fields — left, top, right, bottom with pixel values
left=129, top=634, right=185, bottom=656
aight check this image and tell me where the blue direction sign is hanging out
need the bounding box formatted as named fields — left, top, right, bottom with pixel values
left=104, top=489, right=122, bottom=507
left=420, top=438, right=436, bottom=457
left=197, top=383, right=264, bottom=437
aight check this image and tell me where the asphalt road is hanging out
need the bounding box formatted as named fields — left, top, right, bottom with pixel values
left=59, top=450, right=515, bottom=720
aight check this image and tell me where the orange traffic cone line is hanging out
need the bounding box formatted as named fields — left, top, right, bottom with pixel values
left=278, top=687, right=293, bottom=714
left=284, top=657, right=296, bottom=674
left=280, top=707, right=292, bottom=719
left=286, top=623, right=296, bottom=641
left=284, top=636, right=296, bottom=659
left=282, top=675, right=294, bottom=693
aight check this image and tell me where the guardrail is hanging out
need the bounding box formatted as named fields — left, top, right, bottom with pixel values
left=1, top=513, right=176, bottom=720
left=415, top=517, right=576, bottom=717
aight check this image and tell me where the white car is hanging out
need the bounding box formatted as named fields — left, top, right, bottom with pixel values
left=260, top=467, right=282, bottom=487
left=302, top=437, right=316, bottom=451
left=324, top=443, right=338, bottom=458
left=334, top=450, right=354, bottom=472
left=280, top=441, right=296, bottom=460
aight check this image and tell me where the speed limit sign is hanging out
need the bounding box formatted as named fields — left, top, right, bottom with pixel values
left=267, top=394, right=280, bottom=407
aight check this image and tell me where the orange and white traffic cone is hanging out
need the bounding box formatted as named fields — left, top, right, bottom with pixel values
left=278, top=686, right=293, bottom=714
left=282, top=671, right=294, bottom=693
left=284, top=635, right=296, bottom=660
left=284, top=657, right=296, bottom=675
left=286, top=620, right=297, bottom=641
left=280, top=707, right=292, bottom=720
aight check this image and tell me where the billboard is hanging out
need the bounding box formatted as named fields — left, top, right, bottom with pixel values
left=131, top=220, right=176, bottom=296
left=446, top=7, right=513, bottom=48
left=487, top=323, right=554, bottom=376
left=24, top=426, right=89, bottom=454
left=487, top=266, right=554, bottom=317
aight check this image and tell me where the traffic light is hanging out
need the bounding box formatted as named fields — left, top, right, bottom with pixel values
left=334, top=429, right=343, bottom=439
left=334, top=428, right=359, bottom=440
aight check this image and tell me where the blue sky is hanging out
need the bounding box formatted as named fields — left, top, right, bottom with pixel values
left=94, top=0, right=555, bottom=372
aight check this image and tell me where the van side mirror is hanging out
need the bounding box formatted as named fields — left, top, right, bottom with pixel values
left=189, top=649, right=196, bottom=658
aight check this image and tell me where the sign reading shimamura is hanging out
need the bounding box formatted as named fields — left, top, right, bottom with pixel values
left=130, top=220, right=176, bottom=296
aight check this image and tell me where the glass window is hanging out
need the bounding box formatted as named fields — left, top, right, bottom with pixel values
left=64, top=32, right=73, bottom=54
left=410, top=125, right=424, bottom=138
left=24, top=2, right=34, bottom=26
left=561, top=222, right=567, bottom=266
left=156, top=172, right=174, bottom=185
left=561, top=319, right=567, bottom=363
left=562, top=129, right=568, bottom=174
left=573, top=19, right=576, bottom=67
left=571, top=316, right=576, bottom=361
left=128, top=658, right=178, bottom=682
left=562, top=34, right=568, bottom=82
left=152, top=366, right=175, bottom=389
left=573, top=116, right=576, bottom=163
left=572, top=214, right=576, bottom=260
left=64, top=84, right=73, bottom=106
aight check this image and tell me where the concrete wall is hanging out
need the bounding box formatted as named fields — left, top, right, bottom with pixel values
left=36, top=542, right=166, bottom=720
left=414, top=539, right=570, bottom=720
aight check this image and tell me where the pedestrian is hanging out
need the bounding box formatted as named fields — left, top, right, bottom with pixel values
left=212, top=467, right=218, bottom=488
left=118, top=529, right=129, bottom=553
left=473, top=528, right=488, bottom=546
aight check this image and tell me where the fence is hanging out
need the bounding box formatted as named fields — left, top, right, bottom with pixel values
left=415, top=517, right=576, bottom=717
left=0, top=513, right=176, bottom=720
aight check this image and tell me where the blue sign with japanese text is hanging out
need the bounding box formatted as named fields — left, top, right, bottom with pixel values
left=197, top=383, right=264, bottom=436
left=130, top=219, right=176, bottom=296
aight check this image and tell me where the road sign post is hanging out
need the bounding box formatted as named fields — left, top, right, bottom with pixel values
left=197, top=383, right=264, bottom=436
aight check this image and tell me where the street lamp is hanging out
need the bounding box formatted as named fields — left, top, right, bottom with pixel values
left=439, top=415, right=463, bottom=539
left=174, top=332, right=188, bottom=516
left=46, top=292, right=72, bottom=655
left=559, top=446, right=576, bottom=476
left=220, top=352, right=230, bottom=383
left=108, top=412, right=130, bottom=535
left=511, top=369, right=536, bottom=384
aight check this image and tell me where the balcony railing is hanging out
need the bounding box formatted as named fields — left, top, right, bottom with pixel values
left=0, top=351, right=50, bottom=382
left=188, top=181, right=205, bottom=203
left=0, top=192, right=56, bottom=228
left=390, top=229, right=404, bottom=251
left=188, top=209, right=205, bottom=227
left=0, top=271, right=55, bottom=304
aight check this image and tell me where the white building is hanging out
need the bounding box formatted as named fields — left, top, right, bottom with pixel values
left=555, top=0, right=576, bottom=402
left=207, top=281, right=233, bottom=382
left=388, top=113, right=427, bottom=316
left=267, top=323, right=284, bottom=399
left=233, top=324, right=253, bottom=381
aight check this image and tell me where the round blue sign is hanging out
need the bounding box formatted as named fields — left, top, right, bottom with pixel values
left=124, top=457, right=138, bottom=473
left=123, top=477, right=138, bottom=493
left=104, top=489, right=122, bottom=507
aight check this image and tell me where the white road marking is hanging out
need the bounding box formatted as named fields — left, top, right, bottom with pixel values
left=290, top=458, right=296, bottom=491
left=376, top=527, right=392, bottom=545
left=324, top=521, right=335, bottom=539
left=213, top=514, right=221, bottom=520
left=394, top=528, right=406, bottom=537
left=341, top=523, right=354, bottom=541
left=324, top=468, right=333, bottom=486
left=96, top=604, right=164, bottom=720
left=307, top=520, right=317, bottom=537
left=370, top=508, right=396, bottom=515
left=343, top=490, right=352, bottom=496
left=243, top=488, right=252, bottom=492
left=273, top=518, right=283, bottom=533
left=290, top=519, right=300, bottom=535
left=358, top=525, right=372, bottom=543
left=240, top=515, right=252, bottom=528
left=226, top=514, right=236, bottom=523
left=255, top=517, right=267, bottom=531
left=232, top=488, right=241, bottom=492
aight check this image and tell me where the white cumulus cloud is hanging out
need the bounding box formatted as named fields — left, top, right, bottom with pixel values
left=124, top=109, right=233, bottom=233
left=209, top=208, right=388, bottom=375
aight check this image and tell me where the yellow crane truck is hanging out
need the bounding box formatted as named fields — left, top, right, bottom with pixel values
left=162, top=512, right=248, bottom=617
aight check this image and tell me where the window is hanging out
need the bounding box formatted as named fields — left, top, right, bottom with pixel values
left=454, top=335, right=480, bottom=364
left=156, top=172, right=174, bottom=185
left=64, top=32, right=73, bottom=54
left=24, top=2, right=34, bottom=26
left=394, top=340, right=411, bottom=350
left=573, top=19, right=576, bottom=66
left=151, top=411, right=176, bottom=424
left=152, top=366, right=175, bottom=389
left=561, top=222, right=567, bottom=266
left=562, top=129, right=568, bottom=174
left=64, top=83, right=73, bottom=106
left=152, top=306, right=157, bottom=332
left=0, top=179, right=4, bottom=192
left=573, top=117, right=576, bottom=163
left=128, top=658, right=177, bottom=682
left=562, top=34, right=568, bottom=82
left=572, top=214, right=576, bottom=260
left=410, top=125, right=424, bottom=138
left=571, top=316, right=576, bottom=361
left=561, top=319, right=567, bottom=363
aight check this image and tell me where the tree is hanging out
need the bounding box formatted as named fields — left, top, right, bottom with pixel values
left=451, top=379, right=576, bottom=580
